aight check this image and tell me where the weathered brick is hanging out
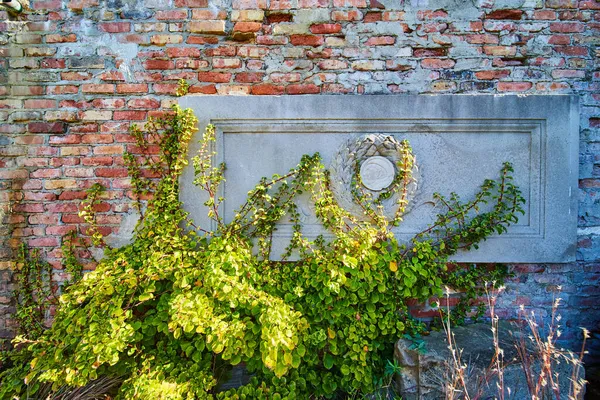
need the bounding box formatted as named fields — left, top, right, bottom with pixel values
left=28, top=122, right=65, bottom=133
left=485, top=10, right=523, bottom=20
left=234, top=72, right=265, bottom=83
left=310, top=23, right=342, bottom=34
left=174, top=0, right=207, bottom=6
left=232, top=10, right=265, bottom=21
left=116, top=84, right=148, bottom=94
left=286, top=84, right=320, bottom=94
left=549, top=22, right=585, bottom=32
left=189, top=21, right=226, bottom=35
left=233, top=22, right=262, bottom=32
left=365, top=36, right=395, bottom=46
left=156, top=10, right=188, bottom=20
left=46, top=33, right=77, bottom=43
left=114, top=111, right=147, bottom=120
left=421, top=58, right=456, bottom=69
left=150, top=35, right=183, bottom=45
left=143, top=60, right=175, bottom=70
left=545, top=0, right=578, bottom=8
left=198, top=72, right=232, bottom=82
left=82, top=84, right=115, bottom=94
left=483, top=45, right=517, bottom=56
left=497, top=81, right=532, bottom=91
left=213, top=58, right=243, bottom=69
left=98, top=22, right=131, bottom=33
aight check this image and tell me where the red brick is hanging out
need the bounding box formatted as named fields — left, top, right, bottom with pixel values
left=251, top=83, right=285, bottom=95
left=143, top=59, right=175, bottom=70
left=29, top=237, right=59, bottom=247
left=266, top=13, right=293, bottom=24
left=189, top=84, right=218, bottom=94
left=533, top=10, right=557, bottom=20
left=187, top=36, right=220, bottom=45
left=98, top=22, right=130, bottom=33
left=555, top=46, right=588, bottom=56
left=198, top=72, right=232, bottom=82
left=234, top=72, right=265, bottom=83
left=475, top=70, right=511, bottom=79
left=156, top=9, right=188, bottom=20
left=290, top=35, right=324, bottom=47
left=549, top=22, right=585, bottom=32
left=46, top=203, right=78, bottom=213
left=49, top=134, right=81, bottom=145
left=365, top=36, right=395, bottom=46
left=95, top=168, right=128, bottom=178
left=99, top=71, right=125, bottom=81
left=62, top=214, right=85, bottom=224
left=166, top=47, right=202, bottom=58
left=46, top=225, right=78, bottom=235
left=127, top=98, right=161, bottom=109
left=421, top=58, right=455, bottom=69
left=61, top=71, right=92, bottom=81
left=364, top=11, right=382, bottom=22
left=174, top=0, right=207, bottom=6
left=82, top=156, right=114, bottom=166
left=81, top=134, right=113, bottom=144
left=548, top=34, right=571, bottom=45
left=91, top=98, right=125, bottom=109
left=31, top=168, right=61, bottom=178
left=41, top=58, right=66, bottom=69
left=24, top=99, right=56, bottom=108
left=46, top=33, right=77, bottom=43
left=497, top=81, right=532, bottom=91
left=28, top=122, right=65, bottom=133
left=113, top=111, right=147, bottom=120
left=47, top=85, right=78, bottom=95
left=0, top=170, right=29, bottom=179
left=485, top=9, right=523, bottom=20
left=116, top=84, right=148, bottom=93
left=233, top=22, right=262, bottom=32
left=310, top=23, right=342, bottom=34
left=213, top=58, right=242, bottom=69
left=413, top=47, right=447, bottom=57
left=82, top=84, right=115, bottom=94
left=13, top=203, right=45, bottom=213
left=153, top=84, right=178, bottom=94
left=286, top=84, right=320, bottom=94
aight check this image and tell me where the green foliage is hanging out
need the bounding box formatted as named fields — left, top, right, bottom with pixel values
left=1, top=105, right=525, bottom=399
left=176, top=79, right=190, bottom=97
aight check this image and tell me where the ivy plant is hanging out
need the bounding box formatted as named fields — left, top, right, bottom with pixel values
left=0, top=105, right=525, bottom=399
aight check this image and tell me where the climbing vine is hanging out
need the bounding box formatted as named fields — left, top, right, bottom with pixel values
left=0, top=105, right=524, bottom=399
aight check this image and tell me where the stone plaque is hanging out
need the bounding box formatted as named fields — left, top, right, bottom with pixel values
left=360, top=156, right=396, bottom=191
left=180, top=95, right=579, bottom=263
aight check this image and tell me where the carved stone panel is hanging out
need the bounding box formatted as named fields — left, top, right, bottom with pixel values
left=179, top=95, right=579, bottom=263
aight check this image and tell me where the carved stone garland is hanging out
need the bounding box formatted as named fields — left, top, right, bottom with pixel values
left=329, top=134, right=419, bottom=221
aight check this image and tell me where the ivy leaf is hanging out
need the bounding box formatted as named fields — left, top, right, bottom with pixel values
left=323, top=353, right=334, bottom=370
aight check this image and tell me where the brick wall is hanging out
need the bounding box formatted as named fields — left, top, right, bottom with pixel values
left=0, top=0, right=599, bottom=348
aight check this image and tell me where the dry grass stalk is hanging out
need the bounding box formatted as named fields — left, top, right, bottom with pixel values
left=440, top=284, right=588, bottom=400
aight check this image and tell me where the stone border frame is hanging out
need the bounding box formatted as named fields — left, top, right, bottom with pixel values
left=180, top=95, right=579, bottom=263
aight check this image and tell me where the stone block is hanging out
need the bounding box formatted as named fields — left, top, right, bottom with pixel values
left=179, top=95, right=579, bottom=263
left=394, top=322, right=585, bottom=399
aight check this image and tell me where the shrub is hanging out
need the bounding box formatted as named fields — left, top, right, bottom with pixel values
left=0, top=105, right=525, bottom=399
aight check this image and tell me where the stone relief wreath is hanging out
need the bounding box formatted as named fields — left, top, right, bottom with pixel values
left=329, top=134, right=419, bottom=221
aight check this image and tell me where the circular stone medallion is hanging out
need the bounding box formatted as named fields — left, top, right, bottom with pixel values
left=359, top=156, right=395, bottom=191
